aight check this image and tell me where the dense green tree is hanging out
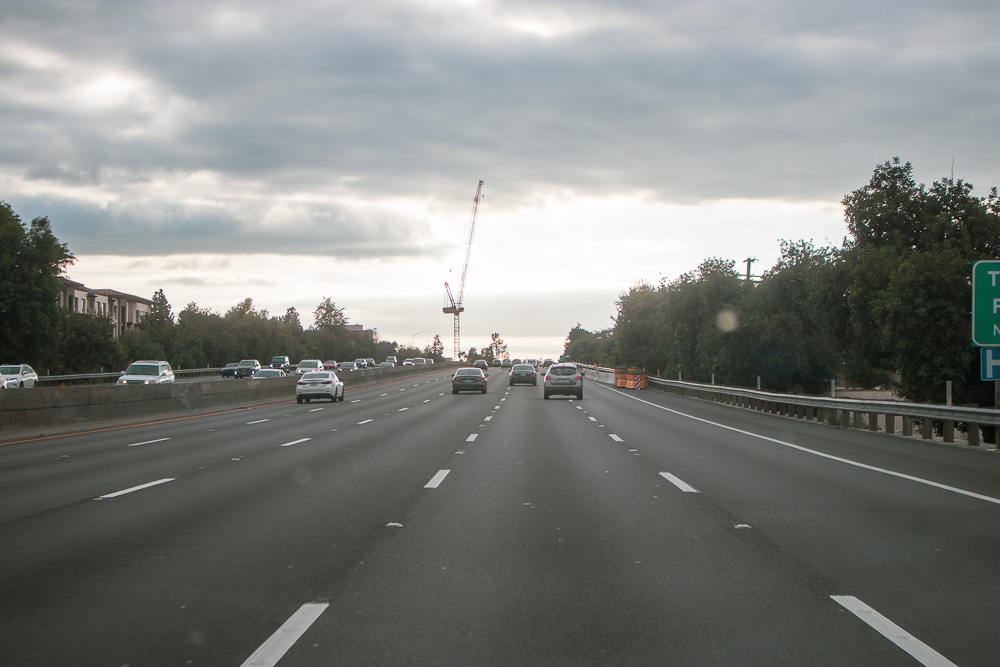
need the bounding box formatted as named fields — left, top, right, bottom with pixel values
left=313, top=297, right=347, bottom=330
left=0, top=202, right=74, bottom=364
left=140, top=289, right=175, bottom=358
left=50, top=312, right=120, bottom=374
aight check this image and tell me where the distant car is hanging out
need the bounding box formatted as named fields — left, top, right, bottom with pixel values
left=269, top=355, right=290, bottom=371
left=117, top=360, right=174, bottom=385
left=491, top=359, right=502, bottom=367
left=402, top=359, right=415, bottom=366
left=364, top=357, right=376, bottom=369
left=236, top=359, right=261, bottom=379
left=296, top=359, right=324, bottom=374
left=339, top=361, right=358, bottom=372
left=0, top=375, right=6, bottom=389
left=253, top=368, right=286, bottom=379
left=452, top=367, right=487, bottom=394
left=413, top=358, right=427, bottom=365
left=386, top=356, right=398, bottom=365
left=544, top=363, right=584, bottom=400
left=220, top=363, right=239, bottom=378
left=323, top=360, right=339, bottom=370
left=379, top=361, right=395, bottom=368
left=296, top=371, right=345, bottom=403
left=354, top=358, right=368, bottom=369
left=474, top=360, right=488, bottom=371
left=542, top=359, right=555, bottom=367
left=501, top=359, right=513, bottom=368
left=0, top=364, right=39, bottom=388
left=509, top=363, right=537, bottom=386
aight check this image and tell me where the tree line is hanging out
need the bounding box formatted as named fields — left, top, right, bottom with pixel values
left=1, top=200, right=454, bottom=373
left=563, top=158, right=1000, bottom=409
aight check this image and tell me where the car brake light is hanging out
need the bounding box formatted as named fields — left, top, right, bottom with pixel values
left=545, top=375, right=552, bottom=381
left=296, top=381, right=305, bottom=385
left=322, top=380, right=333, bottom=384
left=574, top=375, right=582, bottom=380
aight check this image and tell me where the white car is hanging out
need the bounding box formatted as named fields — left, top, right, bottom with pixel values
left=117, top=360, right=174, bottom=385
left=296, top=371, right=345, bottom=403
left=0, top=364, right=39, bottom=388
left=295, top=359, right=324, bottom=375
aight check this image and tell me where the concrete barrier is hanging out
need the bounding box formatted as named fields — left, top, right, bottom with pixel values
left=0, top=363, right=457, bottom=434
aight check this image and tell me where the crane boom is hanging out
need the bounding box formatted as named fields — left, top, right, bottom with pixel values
left=442, top=180, right=483, bottom=359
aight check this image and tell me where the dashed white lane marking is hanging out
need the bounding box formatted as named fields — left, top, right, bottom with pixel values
left=423, top=399, right=431, bottom=403
left=351, top=399, right=362, bottom=403
left=398, top=407, right=409, bottom=412
left=425, top=470, right=451, bottom=488
left=484, top=416, right=493, bottom=421
left=831, top=596, right=957, bottom=667
left=609, top=434, right=624, bottom=442
left=95, top=478, right=175, bottom=499
left=659, top=472, right=700, bottom=493
left=308, top=407, right=323, bottom=412
left=380, top=393, right=389, bottom=397
left=240, top=602, right=329, bottom=667
left=588, top=417, right=597, bottom=422
left=280, top=438, right=311, bottom=448
left=494, top=405, right=501, bottom=410
left=466, top=434, right=478, bottom=442
left=357, top=419, right=374, bottom=425
left=610, top=388, right=1000, bottom=506
left=127, top=438, right=171, bottom=447
left=247, top=419, right=270, bottom=425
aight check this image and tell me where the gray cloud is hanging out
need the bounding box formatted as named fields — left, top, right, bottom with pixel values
left=3, top=0, right=999, bottom=256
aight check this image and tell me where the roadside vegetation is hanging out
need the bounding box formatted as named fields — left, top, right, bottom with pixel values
left=563, top=158, right=1000, bottom=408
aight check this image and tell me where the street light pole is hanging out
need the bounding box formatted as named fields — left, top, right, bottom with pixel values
left=412, top=329, right=429, bottom=348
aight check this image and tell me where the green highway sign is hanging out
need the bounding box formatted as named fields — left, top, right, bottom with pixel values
left=972, top=260, right=1000, bottom=346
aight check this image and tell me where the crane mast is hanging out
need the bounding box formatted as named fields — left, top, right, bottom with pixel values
left=443, top=180, right=484, bottom=360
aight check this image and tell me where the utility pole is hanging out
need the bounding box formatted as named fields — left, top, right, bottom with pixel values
left=744, top=257, right=756, bottom=283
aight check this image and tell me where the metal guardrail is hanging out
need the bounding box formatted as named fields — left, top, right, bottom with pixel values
left=582, top=366, right=1000, bottom=448
left=37, top=368, right=221, bottom=385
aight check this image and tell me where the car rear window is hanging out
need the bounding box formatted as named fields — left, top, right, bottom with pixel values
left=456, top=369, right=483, bottom=377
left=512, top=365, right=533, bottom=371
left=550, top=366, right=578, bottom=376
left=302, top=372, right=330, bottom=380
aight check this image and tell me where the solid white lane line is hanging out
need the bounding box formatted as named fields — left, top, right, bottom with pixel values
left=127, top=438, right=171, bottom=447
left=659, top=472, right=700, bottom=493
left=466, top=434, right=478, bottom=442
left=609, top=434, right=624, bottom=442
left=425, top=469, right=451, bottom=488
left=280, top=438, right=311, bottom=448
left=247, top=419, right=270, bottom=425
left=240, top=602, right=329, bottom=667
left=357, top=419, right=374, bottom=425
left=831, top=596, right=957, bottom=667
left=95, top=478, right=175, bottom=499
left=609, top=387, right=1000, bottom=506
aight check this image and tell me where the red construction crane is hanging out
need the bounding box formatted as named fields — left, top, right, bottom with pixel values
left=443, top=180, right=484, bottom=360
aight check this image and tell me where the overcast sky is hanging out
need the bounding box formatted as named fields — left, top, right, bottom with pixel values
left=3, top=0, right=999, bottom=358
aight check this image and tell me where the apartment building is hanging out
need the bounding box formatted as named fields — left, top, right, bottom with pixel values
left=57, top=278, right=152, bottom=338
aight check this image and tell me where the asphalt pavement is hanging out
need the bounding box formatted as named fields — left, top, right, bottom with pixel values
left=1, top=367, right=997, bottom=665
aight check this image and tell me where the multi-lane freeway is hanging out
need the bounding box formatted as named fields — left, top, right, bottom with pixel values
left=1, top=367, right=998, bottom=665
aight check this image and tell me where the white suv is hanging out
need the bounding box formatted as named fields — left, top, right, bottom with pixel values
left=117, top=361, right=174, bottom=385
left=295, top=359, right=324, bottom=375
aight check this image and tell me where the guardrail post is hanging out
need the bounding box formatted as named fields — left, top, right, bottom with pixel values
left=968, top=424, right=981, bottom=447
left=853, top=411, right=864, bottom=429
left=884, top=414, right=895, bottom=435
left=921, top=418, right=933, bottom=439
left=943, top=421, right=955, bottom=444
left=902, top=416, right=913, bottom=436
left=868, top=412, right=879, bottom=431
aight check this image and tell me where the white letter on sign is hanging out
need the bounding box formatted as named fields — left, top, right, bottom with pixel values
left=991, top=270, right=1000, bottom=287
left=995, top=298, right=1000, bottom=314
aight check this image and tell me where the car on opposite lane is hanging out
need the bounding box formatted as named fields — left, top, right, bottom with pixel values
left=452, top=367, right=488, bottom=394
left=117, top=360, right=175, bottom=385
left=543, top=363, right=584, bottom=400
left=220, top=362, right=239, bottom=378
left=235, top=359, right=262, bottom=379
left=296, top=359, right=324, bottom=374
left=296, top=370, right=345, bottom=403
left=253, top=368, right=286, bottom=379
left=0, top=364, right=39, bottom=388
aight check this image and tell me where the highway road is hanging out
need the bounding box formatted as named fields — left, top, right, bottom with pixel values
left=1, top=367, right=998, bottom=665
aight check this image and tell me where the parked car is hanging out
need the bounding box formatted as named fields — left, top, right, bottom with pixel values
left=509, top=363, right=537, bottom=386
left=220, top=362, right=239, bottom=378
left=295, top=371, right=345, bottom=403
left=117, top=360, right=174, bottom=385
left=296, top=359, right=324, bottom=374
left=253, top=368, right=286, bottom=379
left=0, top=364, right=39, bottom=388
left=338, top=361, right=358, bottom=372
left=269, top=355, right=291, bottom=371
left=543, top=363, right=584, bottom=399
left=323, top=360, right=339, bottom=370
left=236, top=359, right=262, bottom=379
left=452, top=367, right=488, bottom=394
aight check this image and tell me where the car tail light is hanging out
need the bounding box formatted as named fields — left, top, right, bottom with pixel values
left=545, top=375, right=553, bottom=381
left=574, top=375, right=583, bottom=381
left=296, top=381, right=305, bottom=385
left=322, top=380, right=333, bottom=385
